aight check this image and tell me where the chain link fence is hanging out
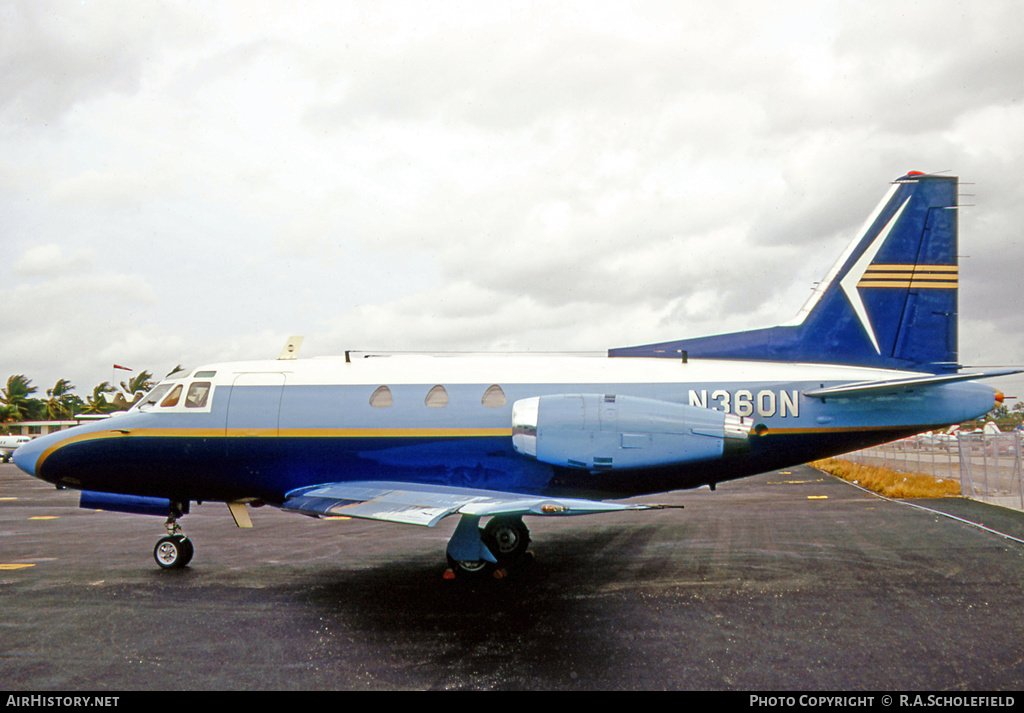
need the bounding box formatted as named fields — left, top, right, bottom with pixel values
left=841, top=430, right=1024, bottom=511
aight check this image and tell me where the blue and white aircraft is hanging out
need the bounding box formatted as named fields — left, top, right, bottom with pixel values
left=12, top=172, right=1016, bottom=576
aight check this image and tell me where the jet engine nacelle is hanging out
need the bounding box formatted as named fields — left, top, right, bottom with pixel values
left=511, top=393, right=751, bottom=471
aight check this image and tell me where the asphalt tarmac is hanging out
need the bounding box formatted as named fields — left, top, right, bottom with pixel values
left=2, top=461, right=1023, bottom=691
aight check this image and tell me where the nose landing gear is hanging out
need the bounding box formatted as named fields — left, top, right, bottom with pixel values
left=153, top=502, right=193, bottom=570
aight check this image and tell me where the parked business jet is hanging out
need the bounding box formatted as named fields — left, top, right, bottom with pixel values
left=12, top=172, right=1016, bottom=576
left=1, top=435, right=32, bottom=463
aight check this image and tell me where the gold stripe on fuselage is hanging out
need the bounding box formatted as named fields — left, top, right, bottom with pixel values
left=36, top=424, right=918, bottom=473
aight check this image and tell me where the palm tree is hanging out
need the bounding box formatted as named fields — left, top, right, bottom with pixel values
left=2, top=375, right=42, bottom=422
left=120, top=370, right=155, bottom=398
left=44, top=379, right=83, bottom=420
left=0, top=403, right=18, bottom=432
left=116, top=370, right=157, bottom=409
left=83, top=382, right=117, bottom=414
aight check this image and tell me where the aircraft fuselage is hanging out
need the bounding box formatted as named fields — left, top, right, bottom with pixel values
left=15, top=354, right=998, bottom=505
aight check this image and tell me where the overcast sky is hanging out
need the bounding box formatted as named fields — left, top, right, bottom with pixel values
left=3, top=0, right=1023, bottom=405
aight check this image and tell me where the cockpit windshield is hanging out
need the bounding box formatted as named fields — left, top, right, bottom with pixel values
left=134, top=383, right=173, bottom=411
left=132, top=379, right=215, bottom=412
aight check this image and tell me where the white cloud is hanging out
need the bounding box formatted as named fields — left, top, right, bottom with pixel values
left=0, top=0, right=198, bottom=124
left=1, top=0, right=1022, bottom=399
left=14, top=244, right=96, bottom=276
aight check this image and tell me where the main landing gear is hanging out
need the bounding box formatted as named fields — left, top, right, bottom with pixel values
left=153, top=503, right=193, bottom=570
left=444, top=515, right=533, bottom=580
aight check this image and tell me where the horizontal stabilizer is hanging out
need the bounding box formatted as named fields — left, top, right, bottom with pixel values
left=803, top=369, right=1020, bottom=400
left=281, top=481, right=650, bottom=528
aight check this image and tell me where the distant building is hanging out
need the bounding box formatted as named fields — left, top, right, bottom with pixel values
left=5, top=414, right=111, bottom=437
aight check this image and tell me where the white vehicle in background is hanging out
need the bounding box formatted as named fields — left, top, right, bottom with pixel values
left=0, top=435, right=31, bottom=463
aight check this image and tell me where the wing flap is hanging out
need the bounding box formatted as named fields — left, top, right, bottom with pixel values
left=281, top=481, right=650, bottom=527
left=281, top=493, right=455, bottom=526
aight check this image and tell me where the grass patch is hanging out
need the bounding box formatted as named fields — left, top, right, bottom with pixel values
left=811, top=458, right=961, bottom=499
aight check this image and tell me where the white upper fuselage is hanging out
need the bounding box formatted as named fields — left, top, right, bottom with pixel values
left=165, top=353, right=914, bottom=389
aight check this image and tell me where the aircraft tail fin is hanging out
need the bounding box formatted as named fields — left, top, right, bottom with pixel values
left=610, top=172, right=961, bottom=373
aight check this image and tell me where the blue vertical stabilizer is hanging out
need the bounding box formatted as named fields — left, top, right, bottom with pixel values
left=610, top=173, right=960, bottom=373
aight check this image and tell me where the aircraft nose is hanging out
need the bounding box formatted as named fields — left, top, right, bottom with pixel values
left=12, top=437, right=45, bottom=478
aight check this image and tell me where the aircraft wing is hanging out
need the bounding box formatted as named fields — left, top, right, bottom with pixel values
left=280, top=481, right=652, bottom=527
left=802, top=369, right=1020, bottom=400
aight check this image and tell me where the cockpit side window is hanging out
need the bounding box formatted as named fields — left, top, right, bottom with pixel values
left=160, top=384, right=183, bottom=408
left=185, top=382, right=212, bottom=408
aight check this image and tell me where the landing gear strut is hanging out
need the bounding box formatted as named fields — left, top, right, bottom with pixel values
left=445, top=515, right=532, bottom=579
left=153, top=502, right=193, bottom=570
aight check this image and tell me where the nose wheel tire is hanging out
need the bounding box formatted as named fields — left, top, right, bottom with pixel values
left=154, top=535, right=194, bottom=569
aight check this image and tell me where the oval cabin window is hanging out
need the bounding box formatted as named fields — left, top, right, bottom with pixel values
left=369, top=385, right=393, bottom=408
left=424, top=385, right=449, bottom=408
left=481, top=384, right=506, bottom=408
